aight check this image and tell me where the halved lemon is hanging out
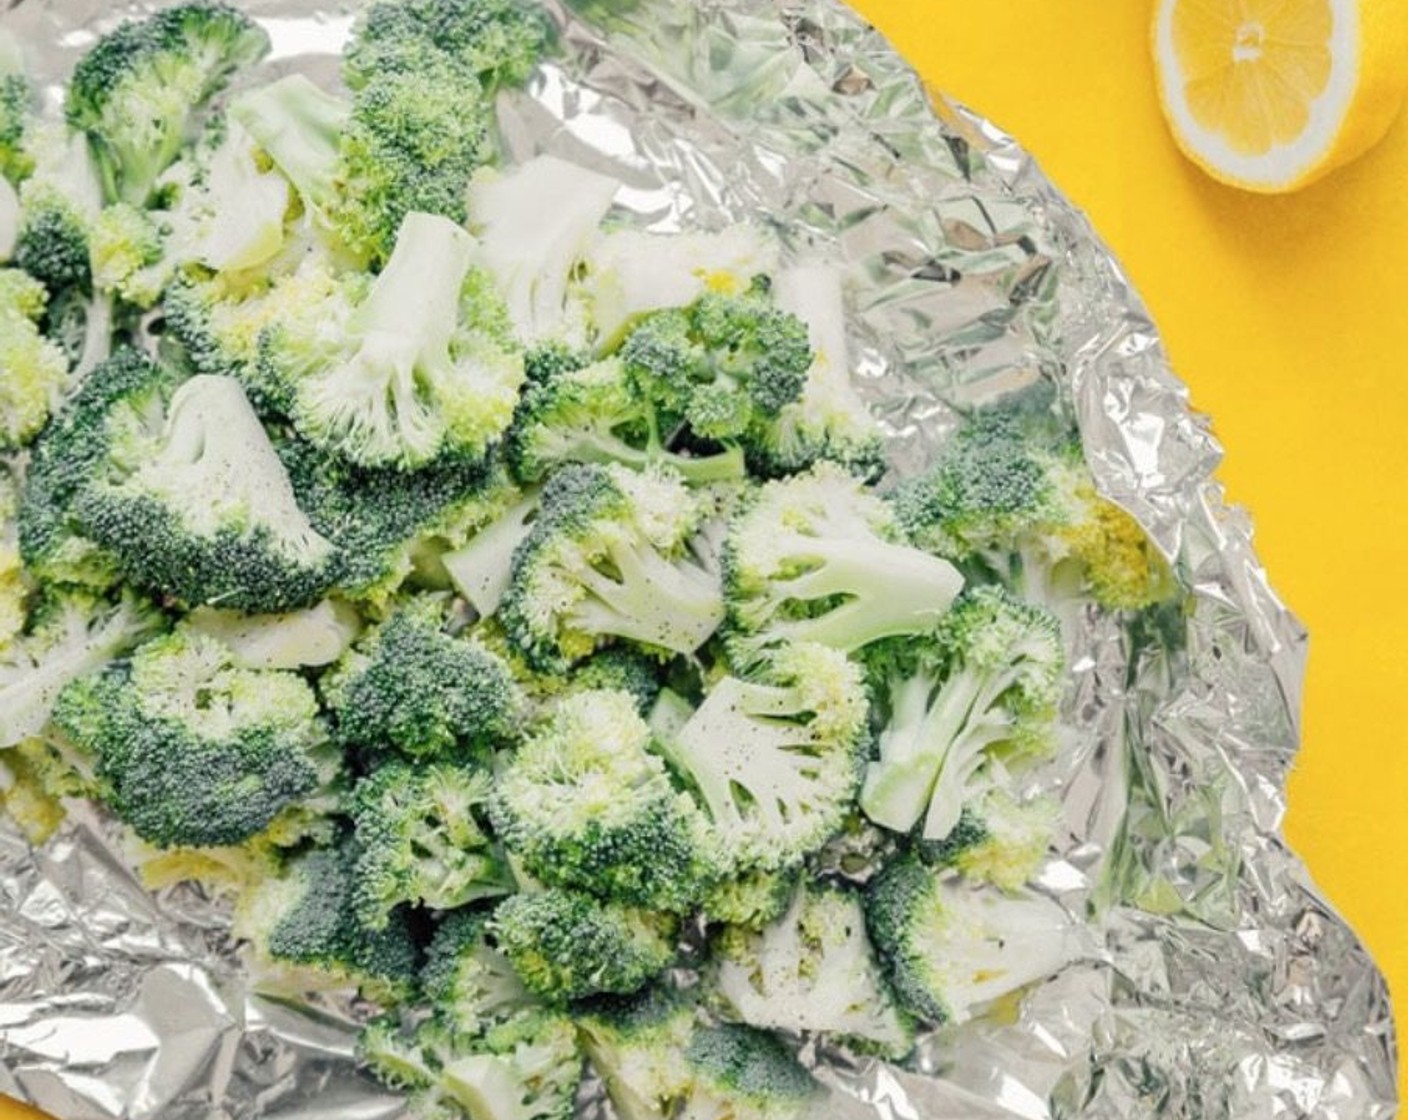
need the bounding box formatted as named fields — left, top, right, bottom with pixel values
left=1153, top=0, right=1408, bottom=192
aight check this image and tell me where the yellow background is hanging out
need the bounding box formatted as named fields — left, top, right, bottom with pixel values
left=848, top=0, right=1407, bottom=1101
left=1, top=2, right=1403, bottom=1117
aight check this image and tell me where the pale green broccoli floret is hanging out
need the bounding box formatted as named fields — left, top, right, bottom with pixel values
left=422, top=909, right=536, bottom=1041
left=865, top=856, right=1087, bottom=1026
left=51, top=628, right=334, bottom=849
left=499, top=463, right=724, bottom=670
left=466, top=155, right=621, bottom=345
left=87, top=201, right=169, bottom=306
left=0, top=40, right=32, bottom=185
left=490, top=888, right=679, bottom=1004
left=700, top=867, right=798, bottom=932
left=74, top=374, right=338, bottom=612
left=919, top=784, right=1059, bottom=892
left=0, top=267, right=70, bottom=448
left=658, top=643, right=869, bottom=877
left=263, top=210, right=524, bottom=470
left=182, top=599, right=361, bottom=670
left=710, top=881, right=914, bottom=1059
left=490, top=689, right=709, bottom=912
left=723, top=460, right=964, bottom=661
left=859, top=586, right=1064, bottom=842
left=350, top=760, right=511, bottom=930
left=65, top=3, right=269, bottom=205
left=324, top=599, right=520, bottom=758
left=0, top=588, right=162, bottom=748
left=577, top=988, right=696, bottom=1120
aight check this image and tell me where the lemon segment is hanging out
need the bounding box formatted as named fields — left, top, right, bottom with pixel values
left=1154, top=0, right=1408, bottom=192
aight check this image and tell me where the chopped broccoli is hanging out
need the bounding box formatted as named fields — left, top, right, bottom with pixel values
left=618, top=276, right=812, bottom=445
left=74, top=374, right=338, bottom=612
left=52, top=629, right=334, bottom=849
left=504, top=356, right=748, bottom=485
left=350, top=760, right=511, bottom=930
left=858, top=586, right=1064, bottom=842
left=658, top=643, right=869, bottom=876
left=66, top=3, right=269, bottom=205
left=490, top=689, right=709, bottom=912
left=0, top=469, right=26, bottom=650
left=700, top=867, right=798, bottom=931
left=87, top=201, right=169, bottom=307
left=683, top=1024, right=821, bottom=1120
left=865, top=857, right=1086, bottom=1026
left=0, top=587, right=161, bottom=748
left=466, top=155, right=621, bottom=344
left=264, top=210, right=524, bottom=470
left=422, top=909, right=536, bottom=1040
left=0, top=64, right=32, bottom=186
left=490, top=888, right=679, bottom=1003
left=235, top=843, right=420, bottom=1003
left=499, top=463, right=724, bottom=670
left=0, top=745, right=68, bottom=845
left=12, top=122, right=98, bottom=298
left=0, top=267, right=70, bottom=448
left=710, top=881, right=914, bottom=1059
left=918, top=785, right=1059, bottom=892
left=182, top=599, right=361, bottom=670
left=324, top=599, right=520, bottom=758
left=566, top=646, right=663, bottom=716
left=436, top=487, right=541, bottom=618
left=723, top=460, right=964, bottom=660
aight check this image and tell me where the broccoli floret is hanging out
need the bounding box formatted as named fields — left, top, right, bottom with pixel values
left=183, top=599, right=361, bottom=670
left=350, top=760, right=511, bottom=930
left=500, top=463, right=724, bottom=670
left=700, top=867, right=798, bottom=931
left=324, top=599, right=519, bottom=758
left=567, top=646, right=663, bottom=716
left=14, top=177, right=92, bottom=295
left=859, top=586, right=1064, bottom=842
left=918, top=785, right=1059, bottom=892
left=0, top=588, right=162, bottom=749
left=18, top=348, right=183, bottom=589
left=236, top=843, right=420, bottom=1002
left=0, top=71, right=31, bottom=186
left=0, top=268, right=70, bottom=448
left=74, top=374, right=338, bottom=612
left=683, top=1024, right=821, bottom=1120
left=52, top=629, right=333, bottom=848
left=263, top=210, right=523, bottom=470
left=658, top=643, right=868, bottom=877
left=865, top=857, right=1086, bottom=1026
left=577, top=988, right=695, bottom=1120
left=749, top=264, right=885, bottom=479
left=522, top=341, right=592, bottom=387
left=710, top=882, right=914, bottom=1059
left=505, top=356, right=748, bottom=486
left=490, top=888, right=679, bottom=1003
left=87, top=201, right=169, bottom=307
left=490, top=689, right=708, bottom=912
left=723, top=460, right=964, bottom=660
left=0, top=472, right=26, bottom=650
left=0, top=744, right=68, bottom=845
left=422, top=909, right=536, bottom=1040
left=466, top=155, right=621, bottom=345
left=618, top=277, right=812, bottom=445
left=65, top=3, right=269, bottom=205
left=440, top=487, right=541, bottom=618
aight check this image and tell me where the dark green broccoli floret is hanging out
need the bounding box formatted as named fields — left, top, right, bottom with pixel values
left=73, top=374, right=338, bottom=612
left=489, top=689, right=709, bottom=912
left=349, top=760, right=511, bottom=930
left=325, top=599, right=520, bottom=758
left=13, top=190, right=91, bottom=294
left=658, top=643, right=868, bottom=878
left=422, top=908, right=536, bottom=1040
left=864, top=856, right=1084, bottom=1027
left=522, top=340, right=592, bottom=387
left=52, top=629, right=332, bottom=849
left=490, top=888, right=678, bottom=1004
left=723, top=460, right=965, bottom=662
left=66, top=3, right=269, bottom=204
left=684, top=1024, right=820, bottom=1120
left=859, top=586, right=1063, bottom=842
left=499, top=463, right=724, bottom=671
left=19, top=347, right=183, bottom=589
left=238, top=843, right=420, bottom=1003
left=568, top=646, right=663, bottom=715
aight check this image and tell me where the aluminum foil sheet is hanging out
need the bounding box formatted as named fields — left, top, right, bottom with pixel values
left=0, top=0, right=1397, bottom=1117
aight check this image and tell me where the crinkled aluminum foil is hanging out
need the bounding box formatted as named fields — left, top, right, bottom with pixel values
left=0, top=0, right=1397, bottom=1117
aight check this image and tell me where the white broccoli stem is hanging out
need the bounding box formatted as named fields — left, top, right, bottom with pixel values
left=75, top=291, right=113, bottom=379
left=183, top=600, right=361, bottom=670
left=230, top=75, right=349, bottom=227
left=570, top=538, right=724, bottom=656
left=441, top=1055, right=532, bottom=1120
left=191, top=123, right=289, bottom=273
left=443, top=491, right=541, bottom=617
left=468, top=155, right=621, bottom=344
left=0, top=177, right=18, bottom=262
left=769, top=534, right=963, bottom=650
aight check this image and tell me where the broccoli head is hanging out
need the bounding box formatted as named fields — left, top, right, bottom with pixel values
left=490, top=688, right=709, bottom=912
left=490, top=889, right=679, bottom=1004
left=66, top=3, right=269, bottom=204
left=350, top=760, right=511, bottom=930
left=324, top=598, right=520, bottom=758
left=683, top=1024, right=821, bottom=1120
left=422, top=908, right=536, bottom=1040
left=0, top=268, right=69, bottom=449
left=499, top=463, right=724, bottom=670
left=859, top=586, right=1064, bottom=842
left=0, top=64, right=32, bottom=185
left=723, top=460, right=964, bottom=660
left=53, top=629, right=332, bottom=849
